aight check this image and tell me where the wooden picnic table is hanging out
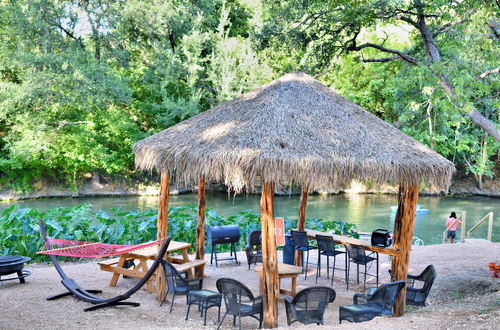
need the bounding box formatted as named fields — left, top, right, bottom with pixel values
left=304, top=229, right=401, bottom=257
left=98, top=240, right=206, bottom=296
left=255, top=263, right=303, bottom=298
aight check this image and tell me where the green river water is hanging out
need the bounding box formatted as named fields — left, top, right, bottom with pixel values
left=1, top=193, right=498, bottom=245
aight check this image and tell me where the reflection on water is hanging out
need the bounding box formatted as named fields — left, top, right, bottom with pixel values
left=1, top=193, right=498, bottom=245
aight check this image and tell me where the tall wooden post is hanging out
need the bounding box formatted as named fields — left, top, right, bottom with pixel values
left=156, top=169, right=170, bottom=302
left=391, top=184, right=419, bottom=316
left=195, top=176, right=206, bottom=277
left=296, top=184, right=309, bottom=267
left=261, top=182, right=279, bottom=328
left=460, top=211, right=466, bottom=243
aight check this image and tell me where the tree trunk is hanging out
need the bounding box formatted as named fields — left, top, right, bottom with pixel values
left=156, top=169, right=170, bottom=302
left=391, top=184, right=419, bottom=316
left=296, top=184, right=309, bottom=266
left=195, top=177, right=206, bottom=277
left=261, top=182, right=278, bottom=328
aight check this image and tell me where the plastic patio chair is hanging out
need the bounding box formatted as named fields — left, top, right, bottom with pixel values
left=245, top=230, right=262, bottom=270
left=160, top=259, right=203, bottom=312
left=216, top=278, right=263, bottom=330
left=339, top=280, right=406, bottom=323
left=284, top=286, right=336, bottom=326
left=291, top=230, right=317, bottom=279
left=388, top=264, right=436, bottom=306
left=345, top=243, right=378, bottom=291
left=315, top=234, right=347, bottom=285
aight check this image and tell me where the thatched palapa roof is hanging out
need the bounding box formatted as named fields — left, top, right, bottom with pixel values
left=134, top=72, right=455, bottom=191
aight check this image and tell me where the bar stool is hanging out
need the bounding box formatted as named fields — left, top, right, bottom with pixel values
left=290, top=230, right=317, bottom=279
left=345, top=243, right=378, bottom=291
left=315, top=234, right=347, bottom=286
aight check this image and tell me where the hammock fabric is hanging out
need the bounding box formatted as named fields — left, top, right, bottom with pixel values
left=38, top=238, right=160, bottom=258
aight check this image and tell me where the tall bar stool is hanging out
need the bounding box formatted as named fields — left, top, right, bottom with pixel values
left=315, top=234, right=347, bottom=286
left=345, top=244, right=378, bottom=291
left=290, top=230, right=317, bottom=279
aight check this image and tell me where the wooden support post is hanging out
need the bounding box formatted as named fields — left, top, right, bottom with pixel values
left=296, top=184, right=309, bottom=267
left=156, top=169, right=170, bottom=302
left=195, top=176, right=206, bottom=277
left=487, top=212, right=494, bottom=241
left=261, top=182, right=279, bottom=328
left=460, top=211, right=466, bottom=243
left=391, top=184, right=419, bottom=316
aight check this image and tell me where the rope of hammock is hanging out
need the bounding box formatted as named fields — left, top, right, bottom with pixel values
left=38, top=238, right=160, bottom=258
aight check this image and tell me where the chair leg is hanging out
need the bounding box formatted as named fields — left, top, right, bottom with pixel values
left=160, top=288, right=170, bottom=307
left=376, top=254, right=379, bottom=287
left=315, top=253, right=320, bottom=283
left=364, top=263, right=367, bottom=291
left=305, top=250, right=309, bottom=280
left=332, top=255, right=335, bottom=280
left=169, top=293, right=176, bottom=313
left=326, top=255, right=330, bottom=279
left=217, top=311, right=228, bottom=330
left=346, top=260, right=350, bottom=291
left=357, top=263, right=360, bottom=284
left=185, top=300, right=191, bottom=320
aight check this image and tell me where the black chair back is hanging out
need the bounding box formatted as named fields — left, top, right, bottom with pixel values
left=161, top=259, right=186, bottom=292
left=368, top=280, right=406, bottom=313
left=291, top=230, right=309, bottom=247
left=419, top=265, right=437, bottom=295
left=248, top=230, right=262, bottom=251
left=292, top=286, right=336, bottom=312
left=216, top=278, right=256, bottom=315
left=315, top=234, right=336, bottom=253
left=345, top=244, right=366, bottom=261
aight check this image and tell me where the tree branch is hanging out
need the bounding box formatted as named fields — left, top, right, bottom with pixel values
left=363, top=56, right=399, bottom=63
left=432, top=19, right=467, bottom=38
left=53, top=23, right=85, bottom=49
left=476, top=67, right=500, bottom=79
left=351, top=43, right=419, bottom=65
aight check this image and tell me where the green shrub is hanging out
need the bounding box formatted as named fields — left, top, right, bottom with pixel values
left=0, top=204, right=359, bottom=261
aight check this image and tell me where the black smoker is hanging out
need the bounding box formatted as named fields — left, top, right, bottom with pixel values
left=208, top=225, right=241, bottom=267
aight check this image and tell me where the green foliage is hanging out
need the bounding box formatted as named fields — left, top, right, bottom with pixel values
left=0, top=204, right=360, bottom=261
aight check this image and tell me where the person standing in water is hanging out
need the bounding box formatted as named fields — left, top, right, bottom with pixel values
left=446, top=212, right=462, bottom=243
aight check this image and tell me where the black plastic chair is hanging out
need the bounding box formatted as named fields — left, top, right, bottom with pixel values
left=388, top=265, right=436, bottom=306
left=216, top=278, right=263, bottom=330
left=315, top=234, right=347, bottom=285
left=291, top=230, right=317, bottom=279
left=245, top=230, right=262, bottom=270
left=345, top=243, right=378, bottom=291
left=284, top=286, right=336, bottom=326
left=339, top=280, right=405, bottom=323
left=160, top=260, right=203, bottom=312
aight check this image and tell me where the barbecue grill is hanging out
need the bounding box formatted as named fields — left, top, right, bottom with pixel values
left=0, top=255, right=31, bottom=284
left=208, top=225, right=241, bottom=267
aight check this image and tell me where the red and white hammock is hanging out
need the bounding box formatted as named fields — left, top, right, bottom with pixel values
left=38, top=238, right=160, bottom=258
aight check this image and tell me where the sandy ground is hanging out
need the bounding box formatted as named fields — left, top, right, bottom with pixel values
left=1, top=239, right=499, bottom=329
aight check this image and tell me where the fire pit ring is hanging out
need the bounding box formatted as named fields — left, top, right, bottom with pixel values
left=0, top=255, right=31, bottom=284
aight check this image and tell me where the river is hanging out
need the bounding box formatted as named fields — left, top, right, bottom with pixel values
left=1, top=193, right=498, bottom=245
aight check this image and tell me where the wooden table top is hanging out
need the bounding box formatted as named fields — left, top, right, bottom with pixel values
left=125, top=240, right=191, bottom=258
left=304, top=229, right=401, bottom=257
left=255, top=263, right=303, bottom=275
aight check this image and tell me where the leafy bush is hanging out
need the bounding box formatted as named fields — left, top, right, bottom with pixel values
left=0, top=204, right=359, bottom=261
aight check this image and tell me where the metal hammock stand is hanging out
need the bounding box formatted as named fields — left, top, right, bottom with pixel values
left=38, top=220, right=171, bottom=312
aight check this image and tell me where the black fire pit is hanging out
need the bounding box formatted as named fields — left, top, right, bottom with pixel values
left=0, top=255, right=31, bottom=284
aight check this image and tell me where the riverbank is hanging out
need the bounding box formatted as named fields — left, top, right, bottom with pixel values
left=0, top=239, right=498, bottom=329
left=1, top=174, right=499, bottom=201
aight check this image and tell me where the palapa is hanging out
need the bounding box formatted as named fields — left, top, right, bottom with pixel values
left=134, top=72, right=454, bottom=191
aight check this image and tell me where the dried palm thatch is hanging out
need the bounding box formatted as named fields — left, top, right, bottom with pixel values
left=134, top=72, right=455, bottom=192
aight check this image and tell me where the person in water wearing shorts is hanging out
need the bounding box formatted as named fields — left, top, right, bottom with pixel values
left=445, top=211, right=462, bottom=243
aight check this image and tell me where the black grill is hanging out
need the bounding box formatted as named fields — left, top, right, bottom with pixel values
left=0, top=255, right=31, bottom=284
left=208, top=225, right=241, bottom=267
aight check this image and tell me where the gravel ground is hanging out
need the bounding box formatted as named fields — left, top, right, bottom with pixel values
left=0, top=239, right=498, bottom=329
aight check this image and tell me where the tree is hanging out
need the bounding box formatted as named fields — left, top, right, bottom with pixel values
left=260, top=0, right=500, bottom=141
